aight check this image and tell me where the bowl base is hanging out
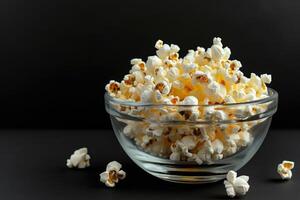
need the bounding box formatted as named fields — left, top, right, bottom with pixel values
left=148, top=172, right=225, bottom=184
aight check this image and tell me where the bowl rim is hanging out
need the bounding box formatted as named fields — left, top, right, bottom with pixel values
left=105, top=88, right=278, bottom=108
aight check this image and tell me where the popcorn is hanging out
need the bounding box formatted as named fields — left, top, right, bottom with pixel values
left=211, top=37, right=225, bottom=62
left=66, top=147, right=91, bottom=169
left=179, top=96, right=200, bottom=121
left=146, top=56, right=163, bottom=73
left=132, top=71, right=144, bottom=84
left=100, top=161, right=126, bottom=187
left=146, top=123, right=164, bottom=137
left=277, top=160, right=295, bottom=180
left=170, top=44, right=180, bottom=53
left=170, top=136, right=197, bottom=161
left=223, top=47, right=231, bottom=61
left=181, top=135, right=198, bottom=150
left=105, top=80, right=120, bottom=96
left=167, top=67, right=179, bottom=81
left=130, top=58, right=143, bottom=65
left=123, top=74, right=135, bottom=86
left=181, top=96, right=198, bottom=105
left=123, top=121, right=146, bottom=138
left=261, top=74, right=272, bottom=84
left=230, top=60, right=242, bottom=71
left=154, top=81, right=171, bottom=95
left=192, top=71, right=212, bottom=85
left=155, top=40, right=163, bottom=49
left=106, top=37, right=272, bottom=164
left=224, top=170, right=250, bottom=198
left=211, top=139, right=224, bottom=160
left=238, top=131, right=252, bottom=147
left=156, top=44, right=171, bottom=59
left=249, top=73, right=263, bottom=90
left=197, top=140, right=214, bottom=163
left=183, top=63, right=197, bottom=74
left=141, top=89, right=153, bottom=103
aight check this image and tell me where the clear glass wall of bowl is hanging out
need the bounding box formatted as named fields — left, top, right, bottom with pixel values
left=105, top=89, right=278, bottom=184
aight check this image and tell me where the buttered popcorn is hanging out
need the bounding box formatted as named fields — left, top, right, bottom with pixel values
left=277, top=160, right=295, bottom=180
left=105, top=38, right=272, bottom=164
left=100, top=161, right=126, bottom=187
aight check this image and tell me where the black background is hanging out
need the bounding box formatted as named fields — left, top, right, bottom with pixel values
left=1, top=0, right=299, bottom=129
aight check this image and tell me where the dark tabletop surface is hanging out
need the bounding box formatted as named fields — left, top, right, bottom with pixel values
left=0, top=129, right=299, bottom=199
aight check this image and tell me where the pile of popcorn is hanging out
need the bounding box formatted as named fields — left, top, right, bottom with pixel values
left=105, top=37, right=272, bottom=164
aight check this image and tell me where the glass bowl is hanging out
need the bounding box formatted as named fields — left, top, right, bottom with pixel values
left=105, top=88, right=278, bottom=184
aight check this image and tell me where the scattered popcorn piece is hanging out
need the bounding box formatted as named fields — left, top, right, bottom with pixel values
left=100, top=161, right=126, bottom=187
left=66, top=147, right=91, bottom=169
left=224, top=170, right=250, bottom=198
left=277, top=160, right=295, bottom=180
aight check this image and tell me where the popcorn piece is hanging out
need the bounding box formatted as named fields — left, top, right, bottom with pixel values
left=146, top=123, right=164, bottom=137
left=183, top=63, right=197, bottom=73
left=179, top=96, right=200, bottom=121
left=123, top=74, right=135, bottom=86
left=66, top=147, right=91, bottom=169
left=154, top=81, right=171, bottom=95
left=154, top=66, right=167, bottom=78
left=167, top=67, right=179, bottom=81
left=211, top=37, right=225, bottom=62
left=183, top=50, right=196, bottom=65
left=238, top=131, right=252, bottom=146
left=224, top=170, right=250, bottom=198
left=261, top=74, right=272, bottom=84
left=170, top=136, right=197, bottom=161
left=223, top=47, right=231, bottom=60
left=132, top=71, right=144, bottom=84
left=130, top=58, right=143, bottom=65
left=192, top=71, right=212, bottom=85
left=156, top=44, right=171, bottom=59
left=230, top=60, right=242, bottom=71
left=141, top=135, right=153, bottom=147
left=170, top=44, right=180, bottom=53
left=100, top=161, right=126, bottom=187
left=140, top=89, right=153, bottom=103
left=249, top=73, right=263, bottom=90
left=277, top=160, right=295, bottom=180
left=181, top=96, right=198, bottom=105
left=211, top=139, right=224, bottom=160
left=146, top=56, right=163, bottom=73
left=197, top=140, right=213, bottom=163
left=123, top=121, right=145, bottom=138
left=155, top=40, right=163, bottom=49
left=155, top=42, right=180, bottom=60
left=181, top=135, right=197, bottom=150
left=105, top=80, right=120, bottom=96
left=224, top=95, right=236, bottom=104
